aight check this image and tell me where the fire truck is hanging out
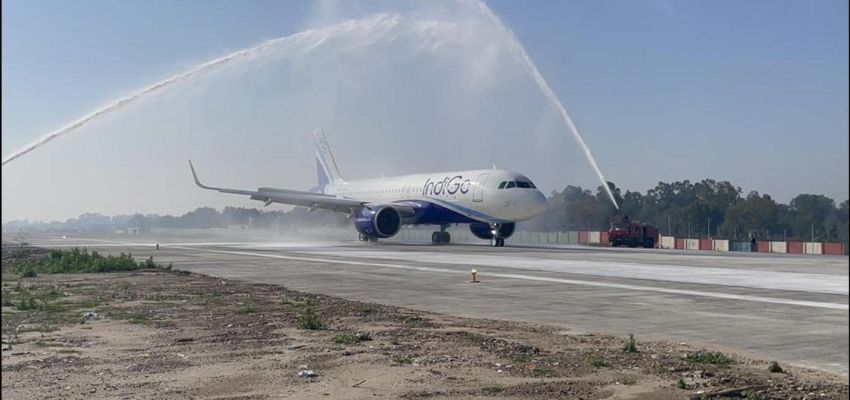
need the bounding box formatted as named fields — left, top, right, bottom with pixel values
left=607, top=215, right=659, bottom=248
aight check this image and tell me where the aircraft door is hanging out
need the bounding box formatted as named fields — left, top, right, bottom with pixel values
left=473, top=173, right=490, bottom=202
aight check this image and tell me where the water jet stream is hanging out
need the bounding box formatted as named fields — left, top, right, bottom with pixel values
left=470, top=0, right=620, bottom=209
left=1, top=14, right=395, bottom=166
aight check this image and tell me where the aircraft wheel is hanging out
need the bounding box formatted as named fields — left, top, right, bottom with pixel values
left=432, top=232, right=451, bottom=244
left=358, top=233, right=368, bottom=242
left=496, top=238, right=505, bottom=247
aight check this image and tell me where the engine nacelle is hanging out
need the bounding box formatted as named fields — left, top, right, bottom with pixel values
left=355, top=206, right=401, bottom=238
left=469, top=223, right=515, bottom=240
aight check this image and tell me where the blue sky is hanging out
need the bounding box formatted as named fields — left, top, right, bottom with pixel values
left=2, top=0, right=848, bottom=220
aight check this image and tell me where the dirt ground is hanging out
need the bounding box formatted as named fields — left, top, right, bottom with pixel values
left=1, top=245, right=848, bottom=400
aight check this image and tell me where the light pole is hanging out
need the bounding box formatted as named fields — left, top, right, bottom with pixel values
left=707, top=218, right=711, bottom=239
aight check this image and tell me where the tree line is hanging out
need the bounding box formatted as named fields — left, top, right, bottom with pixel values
left=525, top=179, right=848, bottom=243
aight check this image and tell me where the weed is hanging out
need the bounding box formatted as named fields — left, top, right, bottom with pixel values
left=623, top=333, right=638, bottom=353
left=586, top=352, right=609, bottom=368
left=532, top=367, right=556, bottom=377
left=19, top=266, right=37, bottom=278
left=743, top=389, right=762, bottom=400
left=392, top=355, right=414, bottom=365
left=236, top=305, right=258, bottom=314
left=332, top=333, right=360, bottom=345
left=512, top=353, right=534, bottom=363
left=15, top=296, right=38, bottom=311
left=767, top=361, right=783, bottom=373
left=676, top=378, right=687, bottom=389
left=482, top=385, right=504, bottom=394
left=297, top=300, right=324, bottom=330
left=685, top=351, right=734, bottom=365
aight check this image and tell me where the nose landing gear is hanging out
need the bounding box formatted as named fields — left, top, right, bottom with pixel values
left=489, top=223, right=505, bottom=247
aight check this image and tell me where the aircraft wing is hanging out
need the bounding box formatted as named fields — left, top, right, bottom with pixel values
left=188, top=160, right=415, bottom=217
left=188, top=160, right=363, bottom=215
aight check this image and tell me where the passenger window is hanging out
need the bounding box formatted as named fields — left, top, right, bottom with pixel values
left=506, top=181, right=516, bottom=189
left=498, top=181, right=507, bottom=189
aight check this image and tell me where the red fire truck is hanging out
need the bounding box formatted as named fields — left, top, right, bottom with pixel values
left=608, top=216, right=659, bottom=248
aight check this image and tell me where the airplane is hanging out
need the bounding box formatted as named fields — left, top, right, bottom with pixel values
left=188, top=130, right=548, bottom=247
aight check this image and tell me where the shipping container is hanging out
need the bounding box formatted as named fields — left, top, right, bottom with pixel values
left=660, top=236, right=676, bottom=249
left=579, top=231, right=589, bottom=244
left=699, top=239, right=713, bottom=250
left=786, top=241, right=803, bottom=254
left=804, top=242, right=823, bottom=255
left=675, top=238, right=685, bottom=249
left=567, top=231, right=579, bottom=244
left=686, top=239, right=699, bottom=250
left=769, top=241, right=787, bottom=254
left=589, top=231, right=601, bottom=244
left=713, top=240, right=729, bottom=252
left=823, top=242, right=846, bottom=255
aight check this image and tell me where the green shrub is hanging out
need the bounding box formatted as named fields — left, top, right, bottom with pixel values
left=18, top=248, right=142, bottom=274
left=586, top=352, right=609, bottom=368
left=16, top=296, right=38, bottom=311
left=332, top=333, right=359, bottom=345
left=297, top=300, right=324, bottom=330
left=512, top=353, right=534, bottom=363
left=623, top=334, right=638, bottom=353
left=685, top=351, right=734, bottom=365
left=237, top=306, right=258, bottom=314
left=767, top=361, right=783, bottom=373
left=19, top=266, right=37, bottom=278
left=676, top=378, right=687, bottom=389
left=482, top=385, right=504, bottom=394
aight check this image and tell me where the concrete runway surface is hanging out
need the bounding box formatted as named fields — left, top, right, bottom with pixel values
left=21, top=234, right=849, bottom=377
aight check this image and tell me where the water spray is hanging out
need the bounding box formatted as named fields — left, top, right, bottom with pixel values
left=1, top=15, right=396, bottom=167
left=469, top=0, right=620, bottom=209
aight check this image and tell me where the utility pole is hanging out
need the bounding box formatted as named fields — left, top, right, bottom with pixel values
left=811, top=223, right=814, bottom=242
left=688, top=221, right=691, bottom=239
left=667, top=213, right=671, bottom=236
left=707, top=218, right=711, bottom=238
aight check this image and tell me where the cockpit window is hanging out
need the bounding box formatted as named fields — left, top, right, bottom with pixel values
left=505, top=181, right=516, bottom=189
left=498, top=181, right=507, bottom=189
left=515, top=181, right=531, bottom=189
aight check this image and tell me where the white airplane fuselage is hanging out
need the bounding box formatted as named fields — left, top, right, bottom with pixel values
left=323, top=169, right=548, bottom=224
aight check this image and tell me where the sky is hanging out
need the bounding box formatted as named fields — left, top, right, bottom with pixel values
left=2, top=0, right=848, bottom=222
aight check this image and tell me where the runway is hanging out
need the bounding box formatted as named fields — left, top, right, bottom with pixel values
left=22, top=234, right=850, bottom=377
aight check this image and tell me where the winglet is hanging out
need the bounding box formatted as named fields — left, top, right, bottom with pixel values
left=188, top=159, right=212, bottom=189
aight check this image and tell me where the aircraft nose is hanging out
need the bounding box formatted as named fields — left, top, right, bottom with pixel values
left=532, top=190, right=549, bottom=216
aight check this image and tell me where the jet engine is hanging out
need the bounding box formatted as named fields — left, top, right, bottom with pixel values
left=355, top=205, right=401, bottom=238
left=469, top=222, right=515, bottom=239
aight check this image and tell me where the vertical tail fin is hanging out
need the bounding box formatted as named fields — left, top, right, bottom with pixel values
left=314, top=129, right=345, bottom=186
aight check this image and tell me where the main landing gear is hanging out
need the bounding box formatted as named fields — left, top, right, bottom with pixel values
left=431, top=224, right=451, bottom=245
left=358, top=233, right=377, bottom=243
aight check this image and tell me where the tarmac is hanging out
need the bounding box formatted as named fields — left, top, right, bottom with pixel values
left=18, top=233, right=850, bottom=378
